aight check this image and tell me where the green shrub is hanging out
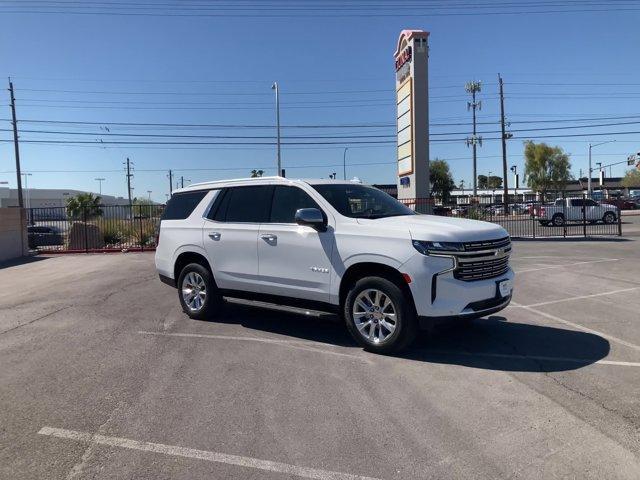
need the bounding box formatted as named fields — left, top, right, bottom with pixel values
left=131, top=219, right=157, bottom=246
left=101, top=220, right=133, bottom=246
left=466, top=207, right=487, bottom=220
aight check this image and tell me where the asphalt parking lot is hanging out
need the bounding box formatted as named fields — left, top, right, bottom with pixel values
left=1, top=238, right=639, bottom=479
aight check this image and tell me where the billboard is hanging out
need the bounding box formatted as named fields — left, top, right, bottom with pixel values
left=394, top=30, right=430, bottom=206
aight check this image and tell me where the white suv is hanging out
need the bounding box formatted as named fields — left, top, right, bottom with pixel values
left=155, top=177, right=514, bottom=353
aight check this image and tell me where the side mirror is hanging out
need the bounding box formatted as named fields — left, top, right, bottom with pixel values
left=294, top=208, right=326, bottom=231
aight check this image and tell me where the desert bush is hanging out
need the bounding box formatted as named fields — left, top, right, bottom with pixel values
left=131, top=219, right=157, bottom=246
left=101, top=220, right=134, bottom=246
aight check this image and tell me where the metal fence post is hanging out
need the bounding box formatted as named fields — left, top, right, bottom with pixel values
left=83, top=206, right=89, bottom=253
left=582, top=193, right=587, bottom=238
left=139, top=204, right=144, bottom=252
left=562, top=191, right=567, bottom=238
left=618, top=206, right=622, bottom=236
left=532, top=201, right=536, bottom=239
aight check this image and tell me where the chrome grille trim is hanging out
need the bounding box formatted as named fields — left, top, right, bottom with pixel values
left=454, top=237, right=511, bottom=282
left=462, top=236, right=510, bottom=252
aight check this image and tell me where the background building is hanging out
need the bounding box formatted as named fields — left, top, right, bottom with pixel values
left=0, top=188, right=129, bottom=209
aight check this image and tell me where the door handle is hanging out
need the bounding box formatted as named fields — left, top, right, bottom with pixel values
left=260, top=233, right=277, bottom=242
left=208, top=232, right=221, bottom=241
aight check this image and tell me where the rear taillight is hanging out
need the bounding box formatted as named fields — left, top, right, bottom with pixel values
left=540, top=207, right=546, bottom=216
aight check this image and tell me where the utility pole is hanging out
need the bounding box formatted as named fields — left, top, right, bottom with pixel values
left=168, top=170, right=173, bottom=198
left=124, top=157, right=133, bottom=208
left=8, top=78, right=23, bottom=208
left=271, top=82, right=282, bottom=176
left=94, top=177, right=105, bottom=195
left=343, top=147, right=348, bottom=180
left=498, top=74, right=511, bottom=212
left=588, top=140, right=615, bottom=197
left=465, top=81, right=482, bottom=196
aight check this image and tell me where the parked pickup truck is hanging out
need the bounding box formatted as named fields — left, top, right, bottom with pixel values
left=534, top=198, right=618, bottom=226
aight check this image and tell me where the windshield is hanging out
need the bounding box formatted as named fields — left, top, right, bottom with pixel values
left=311, top=184, right=415, bottom=219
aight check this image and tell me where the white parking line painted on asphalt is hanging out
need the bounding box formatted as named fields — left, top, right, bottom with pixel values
left=514, top=258, right=619, bottom=273
left=38, top=427, right=382, bottom=480
left=510, top=302, right=640, bottom=352
left=138, top=331, right=368, bottom=362
left=421, top=350, right=640, bottom=367
left=511, top=286, right=640, bottom=308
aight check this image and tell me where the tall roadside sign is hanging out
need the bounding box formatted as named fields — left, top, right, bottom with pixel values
left=394, top=29, right=430, bottom=211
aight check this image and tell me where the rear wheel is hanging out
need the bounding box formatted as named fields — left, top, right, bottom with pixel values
left=344, top=276, right=417, bottom=354
left=177, top=262, right=222, bottom=320
left=552, top=213, right=565, bottom=227
left=603, top=211, right=616, bottom=224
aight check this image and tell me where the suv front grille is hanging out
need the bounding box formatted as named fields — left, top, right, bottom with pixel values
left=452, top=236, right=511, bottom=282
left=462, top=236, right=511, bottom=252
left=453, top=255, right=510, bottom=281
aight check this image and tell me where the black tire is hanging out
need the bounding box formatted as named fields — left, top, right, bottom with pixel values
left=177, top=262, right=222, bottom=320
left=343, top=276, right=417, bottom=354
left=603, top=211, right=616, bottom=224
left=552, top=213, right=565, bottom=227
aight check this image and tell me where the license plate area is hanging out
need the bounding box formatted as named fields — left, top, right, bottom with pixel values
left=497, top=279, right=512, bottom=298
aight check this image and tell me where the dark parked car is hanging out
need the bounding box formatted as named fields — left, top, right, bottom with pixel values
left=600, top=198, right=637, bottom=210
left=27, top=226, right=64, bottom=249
left=432, top=205, right=452, bottom=216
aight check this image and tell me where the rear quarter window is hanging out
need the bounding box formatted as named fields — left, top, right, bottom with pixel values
left=161, top=191, right=208, bottom=220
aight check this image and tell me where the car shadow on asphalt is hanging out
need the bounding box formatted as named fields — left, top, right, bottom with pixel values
left=201, top=303, right=610, bottom=373
left=403, top=316, right=611, bottom=372
left=0, top=255, right=50, bottom=270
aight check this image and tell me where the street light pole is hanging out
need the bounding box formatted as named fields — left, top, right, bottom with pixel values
left=94, top=177, right=105, bottom=195
left=271, top=82, right=282, bottom=176
left=343, top=147, right=348, bottom=180
left=588, top=140, right=616, bottom=197
left=147, top=190, right=152, bottom=200
left=21, top=173, right=32, bottom=210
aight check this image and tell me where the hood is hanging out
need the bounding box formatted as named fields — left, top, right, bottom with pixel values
left=357, top=214, right=508, bottom=243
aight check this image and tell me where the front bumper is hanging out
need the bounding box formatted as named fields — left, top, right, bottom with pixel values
left=418, top=294, right=511, bottom=329
left=401, top=252, right=515, bottom=322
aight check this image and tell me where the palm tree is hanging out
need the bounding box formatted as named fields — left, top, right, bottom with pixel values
left=66, top=192, right=103, bottom=220
left=250, top=169, right=264, bottom=178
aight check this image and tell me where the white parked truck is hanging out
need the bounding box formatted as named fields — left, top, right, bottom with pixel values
left=534, top=198, right=618, bottom=227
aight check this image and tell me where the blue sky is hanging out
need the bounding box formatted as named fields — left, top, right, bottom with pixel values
left=1, top=2, right=639, bottom=202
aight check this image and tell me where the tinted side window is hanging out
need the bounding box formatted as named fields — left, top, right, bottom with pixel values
left=161, top=191, right=208, bottom=220
left=207, top=189, right=229, bottom=221
left=570, top=199, right=584, bottom=207
left=270, top=186, right=320, bottom=223
left=585, top=199, right=597, bottom=206
left=223, top=186, right=273, bottom=223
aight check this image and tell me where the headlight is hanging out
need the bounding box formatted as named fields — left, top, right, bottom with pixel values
left=412, top=240, right=464, bottom=255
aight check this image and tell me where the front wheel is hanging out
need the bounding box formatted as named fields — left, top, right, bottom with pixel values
left=177, top=262, right=222, bottom=320
left=344, top=277, right=417, bottom=354
left=603, top=211, right=616, bottom=224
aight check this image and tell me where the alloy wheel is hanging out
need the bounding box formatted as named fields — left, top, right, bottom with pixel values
left=352, top=289, right=397, bottom=344
left=181, top=271, right=207, bottom=312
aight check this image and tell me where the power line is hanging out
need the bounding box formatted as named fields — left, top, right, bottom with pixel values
left=8, top=119, right=640, bottom=139
left=0, top=0, right=637, bottom=17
